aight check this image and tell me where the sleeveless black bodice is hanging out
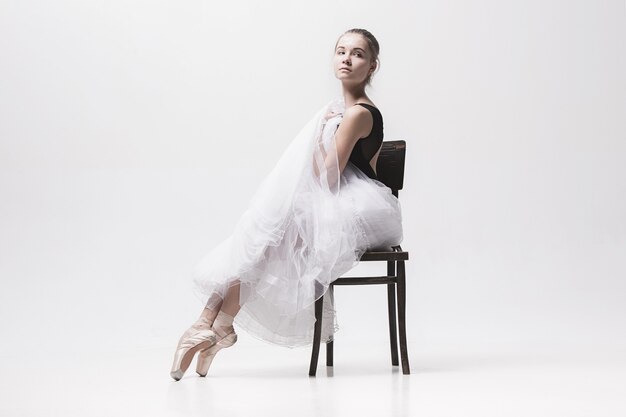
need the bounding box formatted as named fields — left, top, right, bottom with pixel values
left=347, top=103, right=383, bottom=180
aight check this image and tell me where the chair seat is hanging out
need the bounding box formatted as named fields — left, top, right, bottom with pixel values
left=334, top=246, right=409, bottom=285
left=359, top=249, right=409, bottom=262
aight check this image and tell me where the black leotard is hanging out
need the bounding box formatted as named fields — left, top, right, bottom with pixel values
left=347, top=103, right=383, bottom=180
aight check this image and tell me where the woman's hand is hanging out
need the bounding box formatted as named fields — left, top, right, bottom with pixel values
left=323, top=110, right=339, bottom=122
left=313, top=105, right=372, bottom=188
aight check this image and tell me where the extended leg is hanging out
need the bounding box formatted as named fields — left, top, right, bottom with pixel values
left=212, top=279, right=241, bottom=338
left=196, top=293, right=224, bottom=328
left=195, top=280, right=241, bottom=377
left=196, top=279, right=241, bottom=329
left=219, top=279, right=242, bottom=317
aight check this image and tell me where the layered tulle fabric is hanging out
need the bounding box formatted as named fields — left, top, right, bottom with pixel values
left=192, top=97, right=403, bottom=348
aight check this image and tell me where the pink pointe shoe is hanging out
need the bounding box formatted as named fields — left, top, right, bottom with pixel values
left=170, top=323, right=218, bottom=381
left=195, top=330, right=238, bottom=377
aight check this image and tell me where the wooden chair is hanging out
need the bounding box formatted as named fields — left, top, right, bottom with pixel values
left=309, top=140, right=410, bottom=376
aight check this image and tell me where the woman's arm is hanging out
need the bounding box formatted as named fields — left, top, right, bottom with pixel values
left=333, top=106, right=374, bottom=175
left=314, top=106, right=373, bottom=181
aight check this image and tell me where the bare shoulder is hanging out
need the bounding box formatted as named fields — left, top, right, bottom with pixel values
left=344, top=103, right=373, bottom=119
left=338, top=105, right=373, bottom=140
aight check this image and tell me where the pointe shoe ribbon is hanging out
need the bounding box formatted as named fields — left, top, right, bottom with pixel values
left=195, top=330, right=238, bottom=377
left=170, top=324, right=218, bottom=381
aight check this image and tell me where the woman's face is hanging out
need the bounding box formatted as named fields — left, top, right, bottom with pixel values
left=333, top=33, right=374, bottom=85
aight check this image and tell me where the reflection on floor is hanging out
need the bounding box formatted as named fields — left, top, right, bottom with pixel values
left=1, top=340, right=624, bottom=417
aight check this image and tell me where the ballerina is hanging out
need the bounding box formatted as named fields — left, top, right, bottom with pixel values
left=170, top=28, right=403, bottom=380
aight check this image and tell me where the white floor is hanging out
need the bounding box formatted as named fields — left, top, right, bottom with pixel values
left=1, top=339, right=624, bottom=417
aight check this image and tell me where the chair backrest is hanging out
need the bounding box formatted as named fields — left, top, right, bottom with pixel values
left=375, top=140, right=406, bottom=197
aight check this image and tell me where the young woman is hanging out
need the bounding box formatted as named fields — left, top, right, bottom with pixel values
left=170, top=28, right=403, bottom=380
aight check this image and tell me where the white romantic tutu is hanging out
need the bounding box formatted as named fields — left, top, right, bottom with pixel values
left=192, top=97, right=403, bottom=348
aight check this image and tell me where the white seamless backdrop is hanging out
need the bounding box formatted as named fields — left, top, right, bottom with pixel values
left=1, top=0, right=625, bottom=361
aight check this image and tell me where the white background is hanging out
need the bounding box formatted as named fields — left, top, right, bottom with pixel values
left=0, top=1, right=625, bottom=414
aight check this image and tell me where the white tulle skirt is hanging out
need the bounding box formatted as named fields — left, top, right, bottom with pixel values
left=192, top=97, right=403, bottom=348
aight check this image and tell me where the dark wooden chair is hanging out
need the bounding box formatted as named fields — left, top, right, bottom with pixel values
left=309, top=140, right=410, bottom=376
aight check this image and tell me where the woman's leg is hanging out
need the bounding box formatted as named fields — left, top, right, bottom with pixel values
left=193, top=280, right=240, bottom=376
left=212, top=280, right=241, bottom=338
left=220, top=280, right=242, bottom=317
left=191, top=293, right=223, bottom=329
left=193, top=279, right=241, bottom=331
left=171, top=280, right=242, bottom=379
left=199, top=305, right=219, bottom=323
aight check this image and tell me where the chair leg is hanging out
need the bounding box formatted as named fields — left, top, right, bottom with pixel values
left=387, top=261, right=399, bottom=366
left=397, top=260, right=411, bottom=374
left=326, top=340, right=333, bottom=366
left=309, top=295, right=324, bottom=376
left=326, top=285, right=334, bottom=366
